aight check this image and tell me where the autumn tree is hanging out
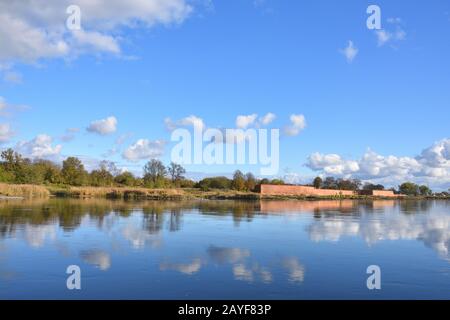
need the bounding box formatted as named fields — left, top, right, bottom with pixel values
left=143, top=159, right=167, bottom=187
left=231, top=170, right=246, bottom=191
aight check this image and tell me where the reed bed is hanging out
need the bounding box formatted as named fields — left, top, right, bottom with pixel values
left=0, top=183, right=50, bottom=198
left=55, top=186, right=188, bottom=200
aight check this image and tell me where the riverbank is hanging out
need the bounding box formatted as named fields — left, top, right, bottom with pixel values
left=0, top=183, right=448, bottom=201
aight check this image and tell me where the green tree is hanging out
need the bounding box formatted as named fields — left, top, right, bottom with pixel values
left=33, top=160, right=62, bottom=184
left=0, top=148, right=24, bottom=182
left=313, top=176, right=323, bottom=189
left=363, top=183, right=385, bottom=191
left=62, top=157, right=87, bottom=186
left=231, top=170, right=246, bottom=191
left=143, top=159, right=167, bottom=187
left=337, top=178, right=361, bottom=191
left=419, top=185, right=432, bottom=196
left=270, top=179, right=285, bottom=185
left=399, top=182, right=420, bottom=196
left=114, top=171, right=137, bottom=186
left=322, top=177, right=337, bottom=189
left=197, top=177, right=232, bottom=190
left=89, top=162, right=114, bottom=187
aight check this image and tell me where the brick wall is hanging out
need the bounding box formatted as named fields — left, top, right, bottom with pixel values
left=358, top=190, right=397, bottom=197
left=260, top=184, right=355, bottom=197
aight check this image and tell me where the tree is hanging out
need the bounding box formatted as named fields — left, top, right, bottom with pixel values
left=62, top=157, right=87, bottom=186
left=0, top=148, right=23, bottom=182
left=337, top=178, right=361, bottom=191
left=114, top=171, right=137, bottom=186
left=419, top=185, right=432, bottom=196
left=231, top=170, right=246, bottom=191
left=322, top=177, right=338, bottom=189
left=270, top=179, right=285, bottom=185
left=143, top=159, right=167, bottom=187
left=399, top=182, right=419, bottom=196
left=197, top=177, right=232, bottom=190
left=245, top=172, right=257, bottom=192
left=313, top=177, right=323, bottom=189
left=363, top=183, right=385, bottom=191
left=33, top=160, right=62, bottom=184
left=89, top=162, right=114, bottom=187
left=168, top=162, right=186, bottom=183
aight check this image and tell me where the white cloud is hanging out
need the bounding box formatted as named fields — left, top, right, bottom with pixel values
left=165, top=115, right=205, bottom=131
left=87, top=116, right=117, bottom=135
left=15, top=134, right=62, bottom=159
left=70, top=29, right=120, bottom=55
left=123, top=139, right=165, bottom=161
left=375, top=30, right=391, bottom=46
left=284, top=114, right=306, bottom=136
left=259, top=112, right=276, bottom=126
left=375, top=27, right=406, bottom=47
left=0, top=0, right=193, bottom=64
left=307, top=152, right=360, bottom=176
left=0, top=123, right=13, bottom=143
left=340, top=40, right=358, bottom=63
left=305, top=138, right=450, bottom=189
left=236, top=114, right=258, bottom=129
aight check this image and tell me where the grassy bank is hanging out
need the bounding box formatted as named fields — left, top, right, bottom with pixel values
left=47, top=185, right=190, bottom=200
left=0, top=183, right=448, bottom=200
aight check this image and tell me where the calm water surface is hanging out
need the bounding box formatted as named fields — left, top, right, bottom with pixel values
left=0, top=199, right=449, bottom=300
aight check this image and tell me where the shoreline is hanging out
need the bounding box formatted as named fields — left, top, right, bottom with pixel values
left=0, top=183, right=448, bottom=201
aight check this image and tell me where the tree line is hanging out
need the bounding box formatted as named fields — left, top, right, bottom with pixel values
left=0, top=148, right=284, bottom=191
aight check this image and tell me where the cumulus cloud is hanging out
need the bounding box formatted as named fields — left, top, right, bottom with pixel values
left=305, top=138, right=450, bottom=189
left=123, top=139, right=165, bottom=161
left=283, top=114, right=306, bottom=136
left=340, top=40, right=358, bottom=63
left=236, top=113, right=277, bottom=129
left=0, top=0, right=193, bottom=64
left=259, top=112, right=276, bottom=126
left=15, top=134, right=62, bottom=159
left=87, top=116, right=117, bottom=135
left=236, top=114, right=258, bottom=129
left=165, top=115, right=206, bottom=132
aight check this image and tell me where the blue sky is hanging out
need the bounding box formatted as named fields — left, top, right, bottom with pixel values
left=0, top=0, right=449, bottom=189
